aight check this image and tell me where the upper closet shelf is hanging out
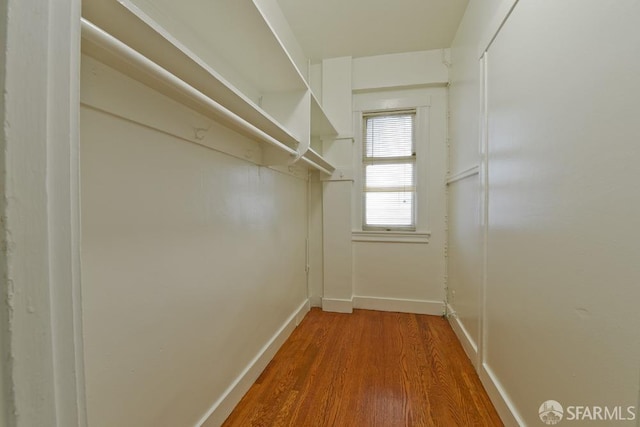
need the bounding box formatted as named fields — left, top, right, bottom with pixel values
left=81, top=19, right=299, bottom=159
left=120, top=0, right=308, bottom=96
left=82, top=0, right=337, bottom=174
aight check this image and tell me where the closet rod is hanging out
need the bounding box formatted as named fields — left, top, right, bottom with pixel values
left=80, top=18, right=298, bottom=158
left=298, top=156, right=332, bottom=176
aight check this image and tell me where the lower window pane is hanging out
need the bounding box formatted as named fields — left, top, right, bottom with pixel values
left=365, top=192, right=414, bottom=227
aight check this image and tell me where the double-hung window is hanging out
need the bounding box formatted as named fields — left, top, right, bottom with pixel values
left=362, top=110, right=416, bottom=231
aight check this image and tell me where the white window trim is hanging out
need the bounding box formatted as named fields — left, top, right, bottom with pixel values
left=352, top=91, right=431, bottom=242
left=351, top=230, right=431, bottom=244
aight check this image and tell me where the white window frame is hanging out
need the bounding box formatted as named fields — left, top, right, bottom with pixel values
left=352, top=89, right=431, bottom=244
left=361, top=109, right=417, bottom=232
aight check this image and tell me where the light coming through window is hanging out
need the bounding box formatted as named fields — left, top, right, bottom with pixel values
left=363, top=110, right=416, bottom=230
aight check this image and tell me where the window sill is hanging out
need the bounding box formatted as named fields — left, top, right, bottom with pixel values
left=351, top=230, right=431, bottom=244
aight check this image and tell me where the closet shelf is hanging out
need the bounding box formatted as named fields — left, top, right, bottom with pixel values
left=82, top=0, right=337, bottom=174
left=302, top=148, right=335, bottom=175
left=82, top=0, right=301, bottom=150
left=81, top=19, right=299, bottom=158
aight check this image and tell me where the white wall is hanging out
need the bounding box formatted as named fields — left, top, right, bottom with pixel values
left=449, top=0, right=640, bottom=425
left=80, top=55, right=309, bottom=427
left=352, top=50, right=448, bottom=92
left=352, top=87, right=448, bottom=314
left=308, top=173, right=324, bottom=307
left=446, top=176, right=481, bottom=353
left=316, top=50, right=449, bottom=315
left=319, top=56, right=354, bottom=313
left=448, top=0, right=502, bottom=174
left=447, top=0, right=503, bottom=364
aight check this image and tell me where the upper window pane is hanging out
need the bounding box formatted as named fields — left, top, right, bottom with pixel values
left=364, top=113, right=414, bottom=158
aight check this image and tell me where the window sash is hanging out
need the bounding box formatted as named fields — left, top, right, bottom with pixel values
left=362, top=110, right=416, bottom=231
left=363, top=110, right=415, bottom=159
left=364, top=191, right=415, bottom=230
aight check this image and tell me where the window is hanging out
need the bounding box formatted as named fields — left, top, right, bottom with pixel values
left=362, top=110, right=416, bottom=231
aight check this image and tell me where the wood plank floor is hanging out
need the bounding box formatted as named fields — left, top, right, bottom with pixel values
left=222, top=309, right=503, bottom=426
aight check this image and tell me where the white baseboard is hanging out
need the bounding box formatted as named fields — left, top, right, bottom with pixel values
left=353, top=296, right=445, bottom=315
left=479, top=363, right=524, bottom=427
left=445, top=304, right=522, bottom=426
left=308, top=295, right=323, bottom=308
left=446, top=304, right=478, bottom=367
left=196, top=299, right=311, bottom=427
left=321, top=298, right=353, bottom=313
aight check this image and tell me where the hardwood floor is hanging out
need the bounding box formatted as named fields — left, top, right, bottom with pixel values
left=222, top=309, right=503, bottom=426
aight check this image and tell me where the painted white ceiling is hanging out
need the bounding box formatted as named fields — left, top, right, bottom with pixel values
left=276, top=0, right=469, bottom=62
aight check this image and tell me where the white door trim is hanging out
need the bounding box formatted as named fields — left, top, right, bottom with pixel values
left=1, top=0, right=86, bottom=425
